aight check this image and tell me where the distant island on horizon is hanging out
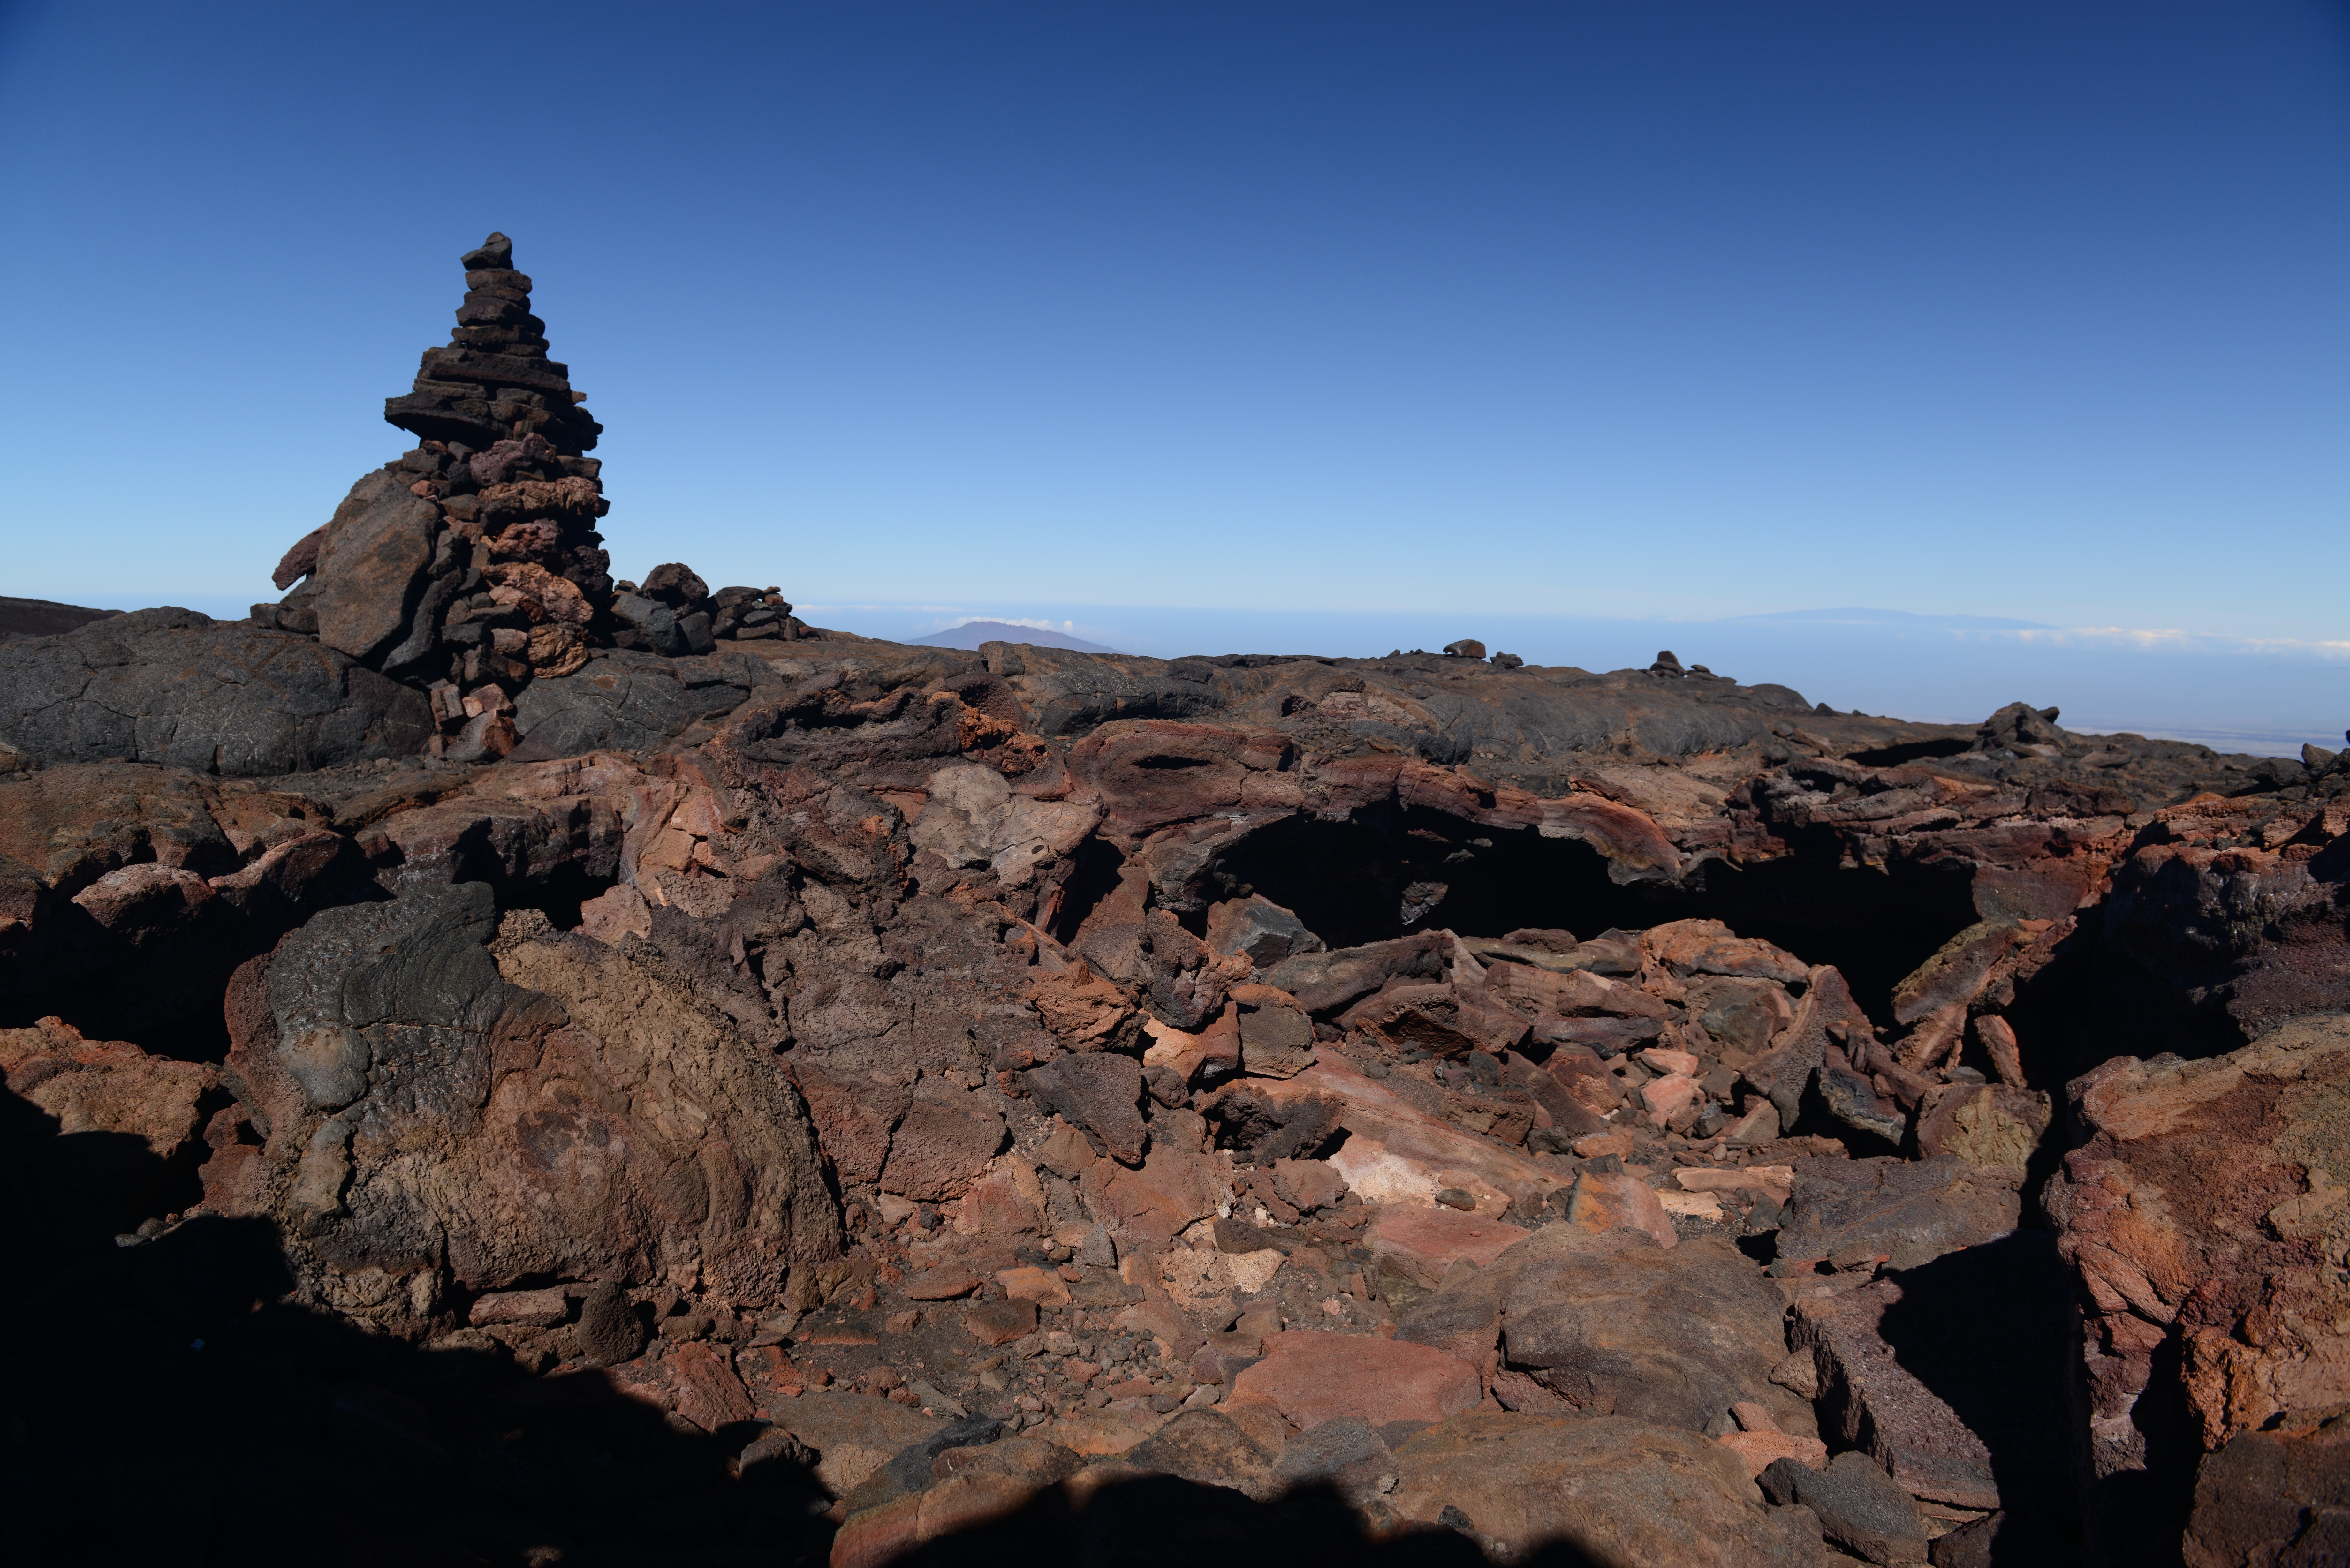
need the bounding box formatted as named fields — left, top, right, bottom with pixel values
left=907, top=618, right=1125, bottom=654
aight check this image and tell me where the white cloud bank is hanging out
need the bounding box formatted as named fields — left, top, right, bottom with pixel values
left=1984, top=627, right=2350, bottom=659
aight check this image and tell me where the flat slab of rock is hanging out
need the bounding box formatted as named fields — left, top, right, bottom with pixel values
left=1770, top=1154, right=2019, bottom=1274
left=309, top=470, right=440, bottom=661
left=1229, top=1330, right=1480, bottom=1429
left=1239, top=1052, right=1562, bottom=1213
left=1391, top=1410, right=1824, bottom=1567
left=1792, top=1279, right=2000, bottom=1510
left=903, top=1266, right=982, bottom=1301
left=962, top=1299, right=1036, bottom=1346
left=1361, top=1202, right=1530, bottom=1288
left=468, top=1286, right=569, bottom=1328
left=1504, top=1234, right=1807, bottom=1434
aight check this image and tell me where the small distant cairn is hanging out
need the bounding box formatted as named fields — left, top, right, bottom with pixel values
left=1648, top=650, right=1729, bottom=682
left=1440, top=638, right=1520, bottom=667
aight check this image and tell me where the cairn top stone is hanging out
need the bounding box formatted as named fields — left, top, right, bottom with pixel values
left=384, top=231, right=603, bottom=456
left=460, top=231, right=513, bottom=270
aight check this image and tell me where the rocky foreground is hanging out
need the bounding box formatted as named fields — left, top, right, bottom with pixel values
left=4, top=237, right=2347, bottom=1568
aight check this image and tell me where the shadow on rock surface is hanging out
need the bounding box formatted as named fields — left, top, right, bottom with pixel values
left=882, top=1474, right=1599, bottom=1568
left=2076, top=1334, right=2202, bottom=1568
left=2, top=1080, right=1578, bottom=1568
left=0, top=1080, right=836, bottom=1568
left=1872, top=1234, right=2085, bottom=1565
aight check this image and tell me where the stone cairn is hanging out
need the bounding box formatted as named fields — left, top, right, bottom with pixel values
left=258, top=233, right=807, bottom=761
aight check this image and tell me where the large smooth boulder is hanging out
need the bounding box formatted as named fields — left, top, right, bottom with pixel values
left=0, top=609, right=432, bottom=774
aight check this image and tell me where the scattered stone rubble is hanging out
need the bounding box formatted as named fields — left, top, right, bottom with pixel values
left=6, top=236, right=2350, bottom=1568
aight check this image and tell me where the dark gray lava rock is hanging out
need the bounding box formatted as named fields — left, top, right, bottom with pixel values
left=574, top=1281, right=647, bottom=1367
left=1760, top=1451, right=1928, bottom=1566
left=1501, top=1234, right=1800, bottom=1434
left=508, top=649, right=778, bottom=757
left=1019, top=664, right=1231, bottom=736
left=0, top=596, right=121, bottom=639
left=1020, top=1051, right=1148, bottom=1166
left=1272, top=1416, right=1399, bottom=1502
left=0, top=608, right=433, bottom=774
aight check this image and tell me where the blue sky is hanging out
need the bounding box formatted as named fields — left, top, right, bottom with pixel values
left=1, top=3, right=2344, bottom=742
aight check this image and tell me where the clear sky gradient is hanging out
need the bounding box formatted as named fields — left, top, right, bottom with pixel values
left=2, top=3, right=2344, bottom=740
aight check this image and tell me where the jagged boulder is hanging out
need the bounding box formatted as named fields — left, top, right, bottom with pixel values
left=2045, top=1013, right=2350, bottom=1521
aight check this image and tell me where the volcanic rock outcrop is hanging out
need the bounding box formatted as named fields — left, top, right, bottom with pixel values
left=7, top=234, right=2349, bottom=1568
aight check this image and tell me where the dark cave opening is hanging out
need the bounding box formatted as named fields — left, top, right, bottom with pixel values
left=1845, top=736, right=1975, bottom=768
left=493, top=859, right=608, bottom=932
left=1048, top=836, right=1132, bottom=947
left=8, top=860, right=616, bottom=1060
left=4, top=918, right=292, bottom=1061
left=1995, top=905, right=2247, bottom=1081
left=1205, top=806, right=1986, bottom=1029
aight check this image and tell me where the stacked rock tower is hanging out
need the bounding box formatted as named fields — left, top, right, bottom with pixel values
left=259, top=233, right=800, bottom=759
